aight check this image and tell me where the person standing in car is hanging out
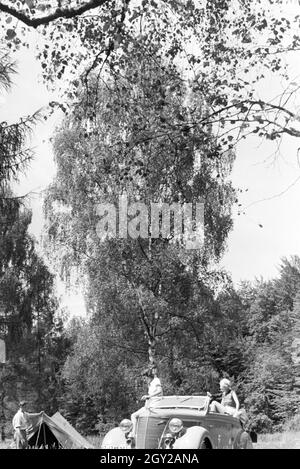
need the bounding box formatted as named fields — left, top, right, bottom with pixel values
left=130, top=366, right=163, bottom=435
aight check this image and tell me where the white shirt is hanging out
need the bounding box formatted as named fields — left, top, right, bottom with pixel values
left=148, top=377, right=163, bottom=398
left=12, top=409, right=29, bottom=431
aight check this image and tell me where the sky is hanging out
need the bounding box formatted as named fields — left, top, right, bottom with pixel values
left=0, top=43, right=86, bottom=317
left=221, top=49, right=300, bottom=284
left=1, top=27, right=300, bottom=317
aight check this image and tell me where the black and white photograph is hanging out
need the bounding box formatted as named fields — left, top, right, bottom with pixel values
left=0, top=0, right=300, bottom=455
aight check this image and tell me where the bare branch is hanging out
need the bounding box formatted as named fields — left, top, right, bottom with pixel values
left=0, top=0, right=111, bottom=28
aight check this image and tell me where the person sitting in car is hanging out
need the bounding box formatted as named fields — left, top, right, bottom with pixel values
left=207, top=378, right=240, bottom=417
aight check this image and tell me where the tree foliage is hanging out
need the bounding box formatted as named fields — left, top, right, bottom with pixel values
left=58, top=256, right=300, bottom=433
left=238, top=258, right=300, bottom=432
left=1, top=1, right=300, bottom=145
left=38, top=1, right=300, bottom=432
left=0, top=50, right=66, bottom=434
left=41, top=35, right=245, bottom=432
left=0, top=50, right=40, bottom=198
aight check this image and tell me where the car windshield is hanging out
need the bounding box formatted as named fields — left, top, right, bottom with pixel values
left=151, top=396, right=208, bottom=410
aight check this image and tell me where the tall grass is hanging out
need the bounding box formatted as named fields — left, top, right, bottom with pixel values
left=86, top=435, right=103, bottom=449
left=283, top=413, right=300, bottom=432
left=255, top=431, right=300, bottom=449
left=254, top=413, right=300, bottom=449
left=0, top=439, right=13, bottom=449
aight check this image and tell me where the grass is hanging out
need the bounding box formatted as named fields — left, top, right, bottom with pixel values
left=254, top=431, right=300, bottom=449
left=0, top=439, right=14, bottom=449
left=0, top=435, right=104, bottom=450
left=86, top=435, right=104, bottom=449
left=1, top=431, right=300, bottom=449
left=88, top=432, right=300, bottom=449
left=0, top=434, right=104, bottom=450
left=86, top=430, right=300, bottom=450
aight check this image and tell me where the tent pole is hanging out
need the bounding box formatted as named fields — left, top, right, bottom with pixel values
left=35, top=422, right=42, bottom=448
left=43, top=421, right=46, bottom=448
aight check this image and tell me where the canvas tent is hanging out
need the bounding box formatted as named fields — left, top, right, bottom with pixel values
left=26, top=412, right=94, bottom=449
left=51, top=412, right=95, bottom=449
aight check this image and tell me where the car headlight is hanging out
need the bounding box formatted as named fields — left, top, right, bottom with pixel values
left=119, top=419, right=133, bottom=435
left=169, top=418, right=183, bottom=434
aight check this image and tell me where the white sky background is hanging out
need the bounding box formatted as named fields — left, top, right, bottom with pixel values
left=0, top=40, right=86, bottom=317
left=221, top=46, right=300, bottom=283
left=1, top=10, right=300, bottom=316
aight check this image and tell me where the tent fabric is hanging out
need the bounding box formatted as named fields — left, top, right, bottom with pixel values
left=26, top=412, right=94, bottom=449
left=51, top=412, right=94, bottom=449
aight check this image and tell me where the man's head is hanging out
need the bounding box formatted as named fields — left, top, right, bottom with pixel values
left=19, top=400, right=27, bottom=410
left=141, top=369, right=152, bottom=384
left=142, top=365, right=158, bottom=383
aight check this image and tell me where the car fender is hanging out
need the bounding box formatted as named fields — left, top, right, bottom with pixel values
left=101, top=427, right=130, bottom=449
left=232, top=429, right=254, bottom=449
left=238, top=431, right=254, bottom=449
left=173, top=426, right=213, bottom=449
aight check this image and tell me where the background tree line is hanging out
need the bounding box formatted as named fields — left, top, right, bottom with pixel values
left=54, top=255, right=300, bottom=435
left=0, top=51, right=69, bottom=437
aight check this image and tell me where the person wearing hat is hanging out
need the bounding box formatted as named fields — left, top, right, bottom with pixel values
left=130, top=366, right=163, bottom=435
left=12, top=401, right=31, bottom=449
left=208, top=378, right=240, bottom=417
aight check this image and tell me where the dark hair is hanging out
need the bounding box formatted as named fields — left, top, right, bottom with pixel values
left=142, top=365, right=158, bottom=378
left=141, top=369, right=152, bottom=378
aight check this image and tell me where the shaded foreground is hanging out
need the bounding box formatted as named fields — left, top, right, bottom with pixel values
left=1, top=433, right=300, bottom=449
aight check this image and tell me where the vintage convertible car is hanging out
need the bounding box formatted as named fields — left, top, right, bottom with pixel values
left=101, top=395, right=256, bottom=449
